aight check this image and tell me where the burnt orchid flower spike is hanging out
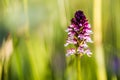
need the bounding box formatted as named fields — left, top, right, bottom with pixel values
left=64, top=10, right=93, bottom=57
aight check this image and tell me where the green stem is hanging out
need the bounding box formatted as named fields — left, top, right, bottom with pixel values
left=76, top=55, right=81, bottom=80
left=0, top=61, right=3, bottom=80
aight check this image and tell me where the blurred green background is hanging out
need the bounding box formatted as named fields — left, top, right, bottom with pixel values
left=0, top=0, right=120, bottom=80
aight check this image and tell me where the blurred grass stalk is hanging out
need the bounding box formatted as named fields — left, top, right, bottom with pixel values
left=93, top=0, right=107, bottom=80
left=0, top=0, right=13, bottom=79
left=23, top=0, right=40, bottom=79
left=0, top=34, right=13, bottom=80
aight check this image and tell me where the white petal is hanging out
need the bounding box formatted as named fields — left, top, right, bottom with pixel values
left=64, top=43, right=69, bottom=47
left=70, top=25, right=74, bottom=28
left=66, top=49, right=76, bottom=56
left=86, top=29, right=93, bottom=34
left=78, top=34, right=84, bottom=39
left=86, top=37, right=93, bottom=43
left=81, top=43, right=88, bottom=48
left=65, top=29, right=68, bottom=32
left=77, top=47, right=84, bottom=53
left=84, top=49, right=92, bottom=57
left=65, top=28, right=72, bottom=32
left=88, top=24, right=91, bottom=28
left=79, top=23, right=82, bottom=26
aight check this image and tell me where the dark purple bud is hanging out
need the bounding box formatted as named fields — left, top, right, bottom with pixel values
left=75, top=10, right=86, bottom=21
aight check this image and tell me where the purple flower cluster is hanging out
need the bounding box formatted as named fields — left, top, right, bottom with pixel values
left=64, top=10, right=93, bottom=57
